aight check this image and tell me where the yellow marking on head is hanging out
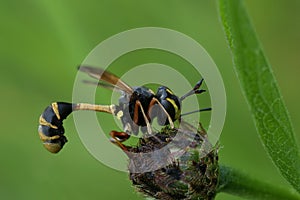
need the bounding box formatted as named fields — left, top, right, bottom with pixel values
left=39, top=116, right=58, bottom=129
left=166, top=88, right=174, bottom=95
left=166, top=98, right=181, bottom=120
left=51, top=102, right=61, bottom=120
left=175, top=108, right=181, bottom=120
left=117, top=110, right=124, bottom=119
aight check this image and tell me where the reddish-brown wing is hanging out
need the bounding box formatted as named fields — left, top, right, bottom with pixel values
left=79, top=66, right=133, bottom=94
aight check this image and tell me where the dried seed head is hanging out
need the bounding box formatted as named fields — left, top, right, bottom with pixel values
left=125, top=124, right=219, bottom=200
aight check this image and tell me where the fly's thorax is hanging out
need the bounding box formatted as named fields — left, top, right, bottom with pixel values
left=128, top=86, right=155, bottom=126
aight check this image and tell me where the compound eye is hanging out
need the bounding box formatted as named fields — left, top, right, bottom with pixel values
left=156, top=86, right=168, bottom=99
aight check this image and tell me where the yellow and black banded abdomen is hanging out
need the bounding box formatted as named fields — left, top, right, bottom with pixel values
left=38, top=102, right=73, bottom=153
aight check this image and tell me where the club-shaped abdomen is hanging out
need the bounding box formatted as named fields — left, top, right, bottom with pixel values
left=38, top=102, right=73, bottom=153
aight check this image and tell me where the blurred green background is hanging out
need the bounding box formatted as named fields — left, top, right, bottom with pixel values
left=1, top=0, right=299, bottom=199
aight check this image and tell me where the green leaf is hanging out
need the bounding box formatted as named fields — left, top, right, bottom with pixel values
left=218, top=0, right=300, bottom=193
left=218, top=165, right=300, bottom=200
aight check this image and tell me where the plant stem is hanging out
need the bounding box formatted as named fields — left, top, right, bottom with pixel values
left=218, top=165, right=300, bottom=200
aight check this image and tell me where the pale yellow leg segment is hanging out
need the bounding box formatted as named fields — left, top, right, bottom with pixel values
left=152, top=98, right=175, bottom=128
left=136, top=100, right=153, bottom=135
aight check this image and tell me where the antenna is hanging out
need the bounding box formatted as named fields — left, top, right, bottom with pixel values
left=180, top=108, right=212, bottom=117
